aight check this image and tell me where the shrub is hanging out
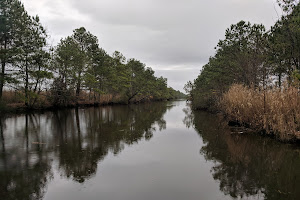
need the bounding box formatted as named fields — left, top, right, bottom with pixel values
left=48, top=78, right=75, bottom=107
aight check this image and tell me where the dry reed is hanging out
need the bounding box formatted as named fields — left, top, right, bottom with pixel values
left=2, top=90, right=23, bottom=104
left=1, top=89, right=124, bottom=110
left=221, top=84, right=300, bottom=141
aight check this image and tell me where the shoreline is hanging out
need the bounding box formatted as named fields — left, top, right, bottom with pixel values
left=191, top=102, right=300, bottom=144
left=0, top=98, right=183, bottom=116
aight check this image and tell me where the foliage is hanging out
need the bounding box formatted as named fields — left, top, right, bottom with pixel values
left=0, top=0, right=51, bottom=108
left=0, top=0, right=184, bottom=109
left=184, top=1, right=300, bottom=140
left=187, top=2, right=300, bottom=110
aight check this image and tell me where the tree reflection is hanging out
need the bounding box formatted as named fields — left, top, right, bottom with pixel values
left=0, top=102, right=171, bottom=198
left=184, top=108, right=300, bottom=200
left=0, top=118, right=5, bottom=153
left=0, top=114, right=53, bottom=200
left=52, top=102, right=170, bottom=183
left=182, top=103, right=194, bottom=129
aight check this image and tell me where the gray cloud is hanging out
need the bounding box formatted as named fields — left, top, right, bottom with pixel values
left=22, top=0, right=280, bottom=91
left=155, top=67, right=201, bottom=91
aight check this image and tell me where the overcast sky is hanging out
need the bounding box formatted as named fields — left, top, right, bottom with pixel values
left=22, top=0, right=281, bottom=92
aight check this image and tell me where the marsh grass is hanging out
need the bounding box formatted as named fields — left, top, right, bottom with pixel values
left=221, top=84, right=300, bottom=141
left=0, top=90, right=136, bottom=111
left=2, top=90, right=23, bottom=104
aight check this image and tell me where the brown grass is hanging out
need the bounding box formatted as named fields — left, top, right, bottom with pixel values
left=2, top=90, right=23, bottom=104
left=77, top=92, right=115, bottom=104
left=221, top=84, right=300, bottom=141
left=1, top=90, right=121, bottom=110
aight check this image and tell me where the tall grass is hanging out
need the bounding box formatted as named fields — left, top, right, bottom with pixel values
left=2, top=90, right=23, bottom=104
left=221, top=84, right=300, bottom=141
left=0, top=90, right=137, bottom=111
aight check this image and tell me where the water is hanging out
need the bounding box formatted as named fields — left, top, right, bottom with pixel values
left=0, top=101, right=299, bottom=200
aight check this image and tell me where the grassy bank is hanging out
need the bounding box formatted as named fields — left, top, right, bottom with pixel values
left=0, top=90, right=183, bottom=114
left=220, top=84, right=300, bottom=141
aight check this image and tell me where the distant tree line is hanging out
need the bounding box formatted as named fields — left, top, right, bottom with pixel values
left=186, top=0, right=300, bottom=109
left=0, top=0, right=185, bottom=109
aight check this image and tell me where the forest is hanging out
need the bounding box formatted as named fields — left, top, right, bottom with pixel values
left=186, top=0, right=300, bottom=141
left=0, top=0, right=185, bottom=111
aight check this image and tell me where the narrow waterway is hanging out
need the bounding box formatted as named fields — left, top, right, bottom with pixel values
left=0, top=101, right=299, bottom=200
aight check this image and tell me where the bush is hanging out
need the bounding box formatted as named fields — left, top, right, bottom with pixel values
left=48, top=78, right=75, bottom=107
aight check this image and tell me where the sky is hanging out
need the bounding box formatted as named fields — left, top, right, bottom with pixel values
left=21, top=0, right=281, bottom=92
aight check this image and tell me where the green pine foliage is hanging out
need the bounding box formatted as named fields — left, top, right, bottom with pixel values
left=187, top=1, right=300, bottom=110
left=0, top=0, right=185, bottom=110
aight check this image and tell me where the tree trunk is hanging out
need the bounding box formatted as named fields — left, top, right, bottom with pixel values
left=263, top=65, right=266, bottom=114
left=127, top=92, right=138, bottom=104
left=0, top=60, right=5, bottom=101
left=0, top=118, right=5, bottom=153
left=278, top=73, right=282, bottom=88
left=75, top=108, right=82, bottom=149
left=93, top=91, right=96, bottom=104
left=33, top=64, right=41, bottom=93
left=31, top=64, right=42, bottom=107
left=25, top=114, right=29, bottom=152
left=76, top=73, right=81, bottom=101
left=25, top=58, right=29, bottom=107
left=0, top=38, right=7, bottom=101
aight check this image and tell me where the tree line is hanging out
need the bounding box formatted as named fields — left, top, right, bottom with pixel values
left=186, top=0, right=300, bottom=109
left=0, top=0, right=185, bottom=109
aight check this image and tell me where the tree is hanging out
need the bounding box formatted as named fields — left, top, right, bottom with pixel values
left=106, top=51, right=130, bottom=97
left=277, top=0, right=300, bottom=14
left=15, top=15, right=51, bottom=107
left=0, top=0, right=27, bottom=101
left=72, top=27, right=99, bottom=98
left=267, top=2, right=300, bottom=85
left=125, top=59, right=158, bottom=103
left=190, top=21, right=268, bottom=109
left=51, top=27, right=99, bottom=104
left=84, top=47, right=109, bottom=102
left=216, top=21, right=267, bottom=87
left=50, top=37, right=80, bottom=106
left=0, top=0, right=51, bottom=107
left=153, top=76, right=168, bottom=100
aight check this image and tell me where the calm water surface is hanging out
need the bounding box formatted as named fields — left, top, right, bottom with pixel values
left=0, top=101, right=299, bottom=200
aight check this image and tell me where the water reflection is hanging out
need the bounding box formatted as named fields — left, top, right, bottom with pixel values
left=0, top=114, right=53, bottom=200
left=184, top=106, right=300, bottom=199
left=0, top=102, right=170, bottom=200
left=3, top=101, right=299, bottom=200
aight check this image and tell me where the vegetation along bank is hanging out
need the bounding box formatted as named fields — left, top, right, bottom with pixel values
left=185, top=0, right=300, bottom=141
left=0, top=0, right=185, bottom=113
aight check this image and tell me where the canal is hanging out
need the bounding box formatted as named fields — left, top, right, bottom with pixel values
left=0, top=100, right=299, bottom=200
